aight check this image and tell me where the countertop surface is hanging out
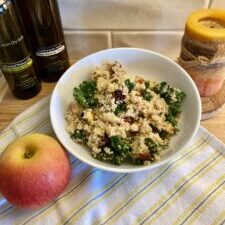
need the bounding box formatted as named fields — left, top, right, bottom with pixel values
left=0, top=81, right=225, bottom=143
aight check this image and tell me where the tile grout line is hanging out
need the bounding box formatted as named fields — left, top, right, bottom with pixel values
left=207, top=0, right=214, bottom=8
left=107, top=31, right=113, bottom=49
left=110, top=31, right=113, bottom=48
left=63, top=29, right=184, bottom=32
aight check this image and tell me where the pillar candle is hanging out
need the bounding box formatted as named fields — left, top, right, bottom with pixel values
left=178, top=9, right=225, bottom=97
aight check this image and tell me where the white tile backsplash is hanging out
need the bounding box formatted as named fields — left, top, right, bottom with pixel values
left=58, top=0, right=209, bottom=30
left=112, top=31, right=183, bottom=60
left=64, top=31, right=111, bottom=60
left=210, top=0, right=225, bottom=8
left=2, top=0, right=221, bottom=99
left=57, top=0, right=215, bottom=60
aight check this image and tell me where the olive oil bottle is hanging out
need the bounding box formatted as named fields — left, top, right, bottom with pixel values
left=0, top=0, right=41, bottom=99
left=15, top=0, right=70, bottom=82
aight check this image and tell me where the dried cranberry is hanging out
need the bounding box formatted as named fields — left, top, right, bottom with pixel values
left=136, top=77, right=145, bottom=84
left=138, top=112, right=144, bottom=118
left=130, top=131, right=139, bottom=135
left=150, top=125, right=158, bottom=133
left=101, top=133, right=109, bottom=144
left=138, top=152, right=151, bottom=160
left=124, top=116, right=135, bottom=124
left=114, top=89, right=125, bottom=102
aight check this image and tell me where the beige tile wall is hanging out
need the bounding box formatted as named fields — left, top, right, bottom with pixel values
left=65, top=31, right=112, bottom=60
left=112, top=31, right=183, bottom=60
left=59, top=0, right=209, bottom=30
left=58, top=0, right=216, bottom=61
left=0, top=0, right=223, bottom=99
left=0, top=0, right=223, bottom=88
left=209, top=0, right=225, bottom=8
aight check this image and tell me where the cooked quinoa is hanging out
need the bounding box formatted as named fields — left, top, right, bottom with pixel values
left=65, top=62, right=185, bottom=165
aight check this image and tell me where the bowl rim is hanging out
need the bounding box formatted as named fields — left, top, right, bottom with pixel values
left=50, top=47, right=201, bottom=173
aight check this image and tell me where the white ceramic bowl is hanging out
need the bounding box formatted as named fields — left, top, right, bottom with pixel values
left=50, top=48, right=201, bottom=173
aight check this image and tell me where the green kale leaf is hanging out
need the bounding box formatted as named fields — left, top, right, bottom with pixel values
left=125, top=79, right=135, bottom=92
left=114, top=102, right=127, bottom=116
left=73, top=80, right=98, bottom=108
left=153, top=82, right=185, bottom=127
left=142, top=91, right=153, bottom=101
left=110, top=135, right=131, bottom=165
left=71, top=129, right=87, bottom=143
left=153, top=82, right=167, bottom=94
left=109, top=135, right=131, bottom=154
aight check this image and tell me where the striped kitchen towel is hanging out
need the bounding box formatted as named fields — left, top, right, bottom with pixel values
left=0, top=96, right=224, bottom=225
left=0, top=73, right=7, bottom=103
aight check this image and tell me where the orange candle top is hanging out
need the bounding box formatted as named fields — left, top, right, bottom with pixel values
left=185, top=9, right=225, bottom=42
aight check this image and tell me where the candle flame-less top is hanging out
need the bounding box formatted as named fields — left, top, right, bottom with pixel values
left=185, top=9, right=225, bottom=42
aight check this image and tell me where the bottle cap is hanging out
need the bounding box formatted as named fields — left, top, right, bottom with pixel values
left=0, top=0, right=9, bottom=14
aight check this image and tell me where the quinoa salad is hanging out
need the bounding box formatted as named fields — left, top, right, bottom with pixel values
left=65, top=62, right=185, bottom=165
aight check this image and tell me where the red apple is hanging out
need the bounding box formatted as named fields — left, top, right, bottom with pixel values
left=0, top=133, right=71, bottom=208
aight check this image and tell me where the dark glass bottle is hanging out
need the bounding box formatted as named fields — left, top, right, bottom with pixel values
left=0, top=0, right=41, bottom=99
left=15, top=0, right=70, bottom=82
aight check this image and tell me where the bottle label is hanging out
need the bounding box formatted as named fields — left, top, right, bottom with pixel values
left=0, top=35, right=24, bottom=48
left=1, top=56, right=33, bottom=73
left=1, top=56, right=38, bottom=90
left=15, top=70, right=37, bottom=90
left=35, top=43, right=69, bottom=81
left=36, top=44, right=65, bottom=57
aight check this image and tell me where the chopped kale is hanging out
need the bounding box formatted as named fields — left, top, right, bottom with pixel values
left=169, top=102, right=182, bottom=115
left=143, top=138, right=160, bottom=163
left=142, top=91, right=153, bottom=101
left=176, top=91, right=186, bottom=103
left=96, top=150, right=125, bottom=166
left=145, top=81, right=151, bottom=89
left=73, top=80, right=98, bottom=108
left=150, top=124, right=159, bottom=133
left=133, top=158, right=145, bottom=165
left=166, top=110, right=178, bottom=126
left=161, top=86, right=185, bottom=105
left=159, top=130, right=169, bottom=140
left=153, top=82, right=185, bottom=127
left=145, top=137, right=157, bottom=149
left=71, top=129, right=87, bottom=143
left=95, top=135, right=131, bottom=165
left=110, top=136, right=131, bottom=165
left=109, top=135, right=131, bottom=154
left=144, top=137, right=160, bottom=158
left=95, top=147, right=111, bottom=161
left=164, top=88, right=185, bottom=126
left=114, top=102, right=127, bottom=116
left=150, top=125, right=170, bottom=140
left=153, top=82, right=167, bottom=94
left=112, top=155, right=123, bottom=165
left=125, top=79, right=135, bottom=92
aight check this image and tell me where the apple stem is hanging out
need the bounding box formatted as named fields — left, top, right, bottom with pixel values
left=24, top=149, right=35, bottom=159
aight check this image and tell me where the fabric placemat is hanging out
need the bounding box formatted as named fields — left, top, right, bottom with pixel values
left=0, top=96, right=224, bottom=225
